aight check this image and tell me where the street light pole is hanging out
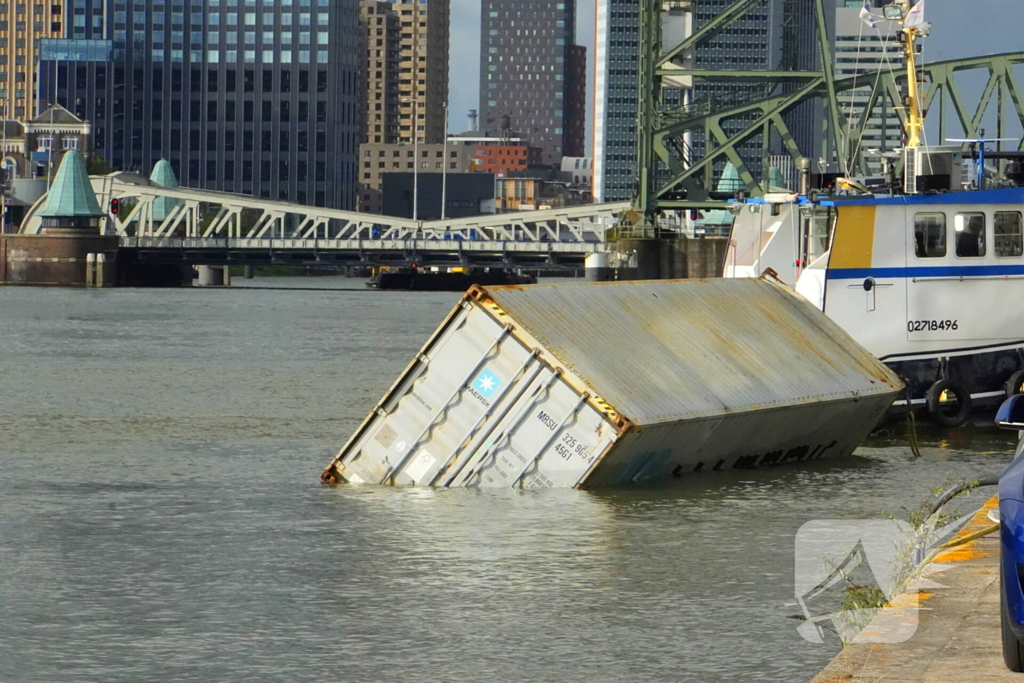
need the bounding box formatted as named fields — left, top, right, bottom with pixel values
left=441, top=101, right=448, bottom=221
left=413, top=98, right=419, bottom=222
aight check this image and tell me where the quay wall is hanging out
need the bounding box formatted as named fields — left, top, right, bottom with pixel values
left=615, top=237, right=730, bottom=280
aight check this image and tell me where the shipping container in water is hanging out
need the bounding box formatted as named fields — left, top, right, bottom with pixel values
left=322, top=278, right=903, bottom=488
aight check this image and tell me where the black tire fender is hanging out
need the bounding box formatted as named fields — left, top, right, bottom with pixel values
left=925, top=379, right=972, bottom=427
left=1006, top=370, right=1024, bottom=398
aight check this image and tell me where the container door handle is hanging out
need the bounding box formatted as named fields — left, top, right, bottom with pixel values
left=426, top=349, right=541, bottom=486
left=450, top=369, right=562, bottom=488
left=510, top=391, right=590, bottom=489
left=380, top=323, right=513, bottom=485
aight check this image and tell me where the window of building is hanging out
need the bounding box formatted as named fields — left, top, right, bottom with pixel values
left=954, top=212, right=985, bottom=257
left=914, top=213, right=946, bottom=258
left=995, top=211, right=1023, bottom=257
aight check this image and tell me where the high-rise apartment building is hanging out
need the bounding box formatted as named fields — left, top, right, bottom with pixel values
left=835, top=0, right=901, bottom=174
left=1, top=1, right=66, bottom=118
left=395, top=0, right=449, bottom=144
left=479, top=0, right=586, bottom=168
left=359, top=1, right=400, bottom=145
left=42, top=0, right=360, bottom=209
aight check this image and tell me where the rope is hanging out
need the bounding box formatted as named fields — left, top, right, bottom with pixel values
left=846, top=26, right=897, bottom=174
left=907, top=409, right=923, bottom=458
left=904, top=383, right=923, bottom=457
left=840, top=15, right=867, bottom=177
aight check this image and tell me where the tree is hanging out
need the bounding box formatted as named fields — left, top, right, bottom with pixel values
left=86, top=155, right=112, bottom=176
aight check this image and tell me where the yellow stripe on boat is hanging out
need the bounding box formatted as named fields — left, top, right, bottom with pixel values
left=830, top=205, right=876, bottom=269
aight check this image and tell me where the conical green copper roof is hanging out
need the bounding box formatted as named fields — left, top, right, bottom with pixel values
left=700, top=163, right=742, bottom=226
left=150, top=159, right=181, bottom=222
left=717, top=162, right=743, bottom=193
left=768, top=166, right=790, bottom=191
left=150, top=159, right=179, bottom=189
left=37, top=150, right=104, bottom=218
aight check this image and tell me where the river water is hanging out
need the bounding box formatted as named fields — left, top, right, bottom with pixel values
left=0, top=278, right=1013, bottom=682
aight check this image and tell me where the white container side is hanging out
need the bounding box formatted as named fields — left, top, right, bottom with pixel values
left=330, top=296, right=617, bottom=489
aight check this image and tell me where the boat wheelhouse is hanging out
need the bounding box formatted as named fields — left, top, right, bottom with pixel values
left=726, top=186, right=1024, bottom=426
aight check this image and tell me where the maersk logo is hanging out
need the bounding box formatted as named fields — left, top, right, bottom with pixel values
left=474, top=370, right=501, bottom=398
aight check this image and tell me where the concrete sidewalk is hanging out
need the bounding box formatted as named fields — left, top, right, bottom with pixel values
left=812, top=499, right=1015, bottom=682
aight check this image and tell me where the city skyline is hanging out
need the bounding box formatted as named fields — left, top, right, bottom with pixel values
left=448, top=0, right=1024, bottom=151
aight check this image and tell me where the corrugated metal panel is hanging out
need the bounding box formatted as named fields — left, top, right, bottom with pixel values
left=478, top=278, right=901, bottom=426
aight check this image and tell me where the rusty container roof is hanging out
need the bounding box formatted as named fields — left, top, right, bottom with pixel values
left=477, top=278, right=902, bottom=426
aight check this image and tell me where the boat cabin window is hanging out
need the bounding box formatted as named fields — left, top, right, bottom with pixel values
left=954, top=212, right=986, bottom=258
left=995, top=211, right=1023, bottom=258
left=914, top=212, right=946, bottom=258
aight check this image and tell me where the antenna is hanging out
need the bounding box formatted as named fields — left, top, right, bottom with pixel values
left=946, top=137, right=1020, bottom=190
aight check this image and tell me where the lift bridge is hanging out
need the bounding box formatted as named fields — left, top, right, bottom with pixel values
left=20, top=173, right=630, bottom=271
left=635, top=0, right=1024, bottom=226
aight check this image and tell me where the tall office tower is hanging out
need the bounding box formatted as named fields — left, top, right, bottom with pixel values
left=43, top=0, right=360, bottom=209
left=0, top=1, right=66, bottom=118
left=835, top=0, right=901, bottom=174
left=359, top=0, right=400, bottom=144
left=592, top=0, right=640, bottom=203
left=479, top=0, right=586, bottom=168
left=395, top=0, right=449, bottom=145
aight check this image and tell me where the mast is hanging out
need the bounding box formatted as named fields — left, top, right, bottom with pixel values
left=888, top=0, right=929, bottom=148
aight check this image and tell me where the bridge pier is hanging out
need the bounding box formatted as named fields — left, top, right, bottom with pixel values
left=196, top=265, right=230, bottom=287
left=585, top=253, right=613, bottom=282
left=613, top=237, right=729, bottom=281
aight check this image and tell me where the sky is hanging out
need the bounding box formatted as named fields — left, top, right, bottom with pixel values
left=446, top=0, right=1023, bottom=143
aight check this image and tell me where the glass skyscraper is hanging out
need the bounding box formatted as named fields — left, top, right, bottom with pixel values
left=43, top=0, right=360, bottom=209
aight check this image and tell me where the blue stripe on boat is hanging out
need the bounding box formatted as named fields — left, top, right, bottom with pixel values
left=827, top=264, right=1024, bottom=280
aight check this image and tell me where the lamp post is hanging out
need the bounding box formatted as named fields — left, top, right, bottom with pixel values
left=441, top=101, right=448, bottom=221
left=400, top=97, right=420, bottom=221
left=413, top=97, right=419, bottom=222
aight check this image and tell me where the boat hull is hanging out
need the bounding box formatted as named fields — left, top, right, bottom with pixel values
left=882, top=342, right=1024, bottom=419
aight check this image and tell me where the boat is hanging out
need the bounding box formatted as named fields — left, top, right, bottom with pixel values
left=322, top=277, right=903, bottom=488
left=723, top=0, right=1024, bottom=427
left=366, top=267, right=536, bottom=291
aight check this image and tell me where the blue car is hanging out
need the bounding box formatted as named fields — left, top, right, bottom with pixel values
left=996, top=394, right=1024, bottom=671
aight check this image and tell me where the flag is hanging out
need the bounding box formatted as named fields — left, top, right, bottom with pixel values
left=859, top=4, right=882, bottom=29
left=905, top=0, right=927, bottom=29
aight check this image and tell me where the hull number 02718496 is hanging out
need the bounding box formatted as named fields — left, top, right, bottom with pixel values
left=907, top=319, right=959, bottom=333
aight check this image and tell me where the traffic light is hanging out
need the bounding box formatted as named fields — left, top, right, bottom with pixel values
left=110, top=198, right=119, bottom=214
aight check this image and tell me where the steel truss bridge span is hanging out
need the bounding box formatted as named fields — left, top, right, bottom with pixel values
left=121, top=235, right=617, bottom=270
left=21, top=175, right=629, bottom=269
